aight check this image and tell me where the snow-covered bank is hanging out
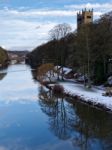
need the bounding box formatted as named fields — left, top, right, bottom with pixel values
left=37, top=64, right=112, bottom=112
left=60, top=82, right=112, bottom=111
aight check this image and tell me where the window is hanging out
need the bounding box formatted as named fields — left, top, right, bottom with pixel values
left=87, top=16, right=91, bottom=19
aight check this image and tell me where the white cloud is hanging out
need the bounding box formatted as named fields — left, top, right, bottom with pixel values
left=0, top=8, right=77, bottom=17
left=0, top=17, right=57, bottom=50
left=0, top=2, right=111, bottom=50
left=65, top=3, right=112, bottom=11
left=0, top=7, right=103, bottom=18
left=0, top=8, right=76, bottom=50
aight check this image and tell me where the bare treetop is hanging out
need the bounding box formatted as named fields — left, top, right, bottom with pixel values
left=49, top=23, right=72, bottom=40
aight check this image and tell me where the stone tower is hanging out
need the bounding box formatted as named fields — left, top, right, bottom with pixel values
left=77, top=9, right=93, bottom=29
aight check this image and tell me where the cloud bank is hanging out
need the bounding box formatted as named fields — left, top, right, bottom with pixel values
left=0, top=2, right=111, bottom=50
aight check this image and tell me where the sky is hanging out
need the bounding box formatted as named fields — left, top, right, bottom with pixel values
left=0, top=0, right=112, bottom=51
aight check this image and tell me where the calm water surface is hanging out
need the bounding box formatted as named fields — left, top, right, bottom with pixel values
left=0, top=64, right=112, bottom=150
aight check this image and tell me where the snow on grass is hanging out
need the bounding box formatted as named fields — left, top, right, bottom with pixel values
left=60, top=82, right=112, bottom=110
left=43, top=65, right=112, bottom=111
left=62, top=67, right=72, bottom=75
left=54, top=66, right=72, bottom=75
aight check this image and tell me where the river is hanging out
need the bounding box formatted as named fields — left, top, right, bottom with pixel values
left=0, top=64, right=112, bottom=150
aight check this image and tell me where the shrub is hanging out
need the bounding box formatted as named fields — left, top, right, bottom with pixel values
left=37, top=63, right=54, bottom=82
left=53, top=84, right=64, bottom=94
left=102, top=87, right=112, bottom=97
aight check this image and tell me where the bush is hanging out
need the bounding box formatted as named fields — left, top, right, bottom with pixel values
left=102, top=87, right=112, bottom=97
left=53, top=84, right=64, bottom=94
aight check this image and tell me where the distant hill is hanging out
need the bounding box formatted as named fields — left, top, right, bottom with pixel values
left=8, top=50, right=29, bottom=63
left=0, top=47, right=9, bottom=68
left=8, top=50, right=29, bottom=57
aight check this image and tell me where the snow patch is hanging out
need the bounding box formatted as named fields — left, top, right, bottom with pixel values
left=61, top=82, right=112, bottom=111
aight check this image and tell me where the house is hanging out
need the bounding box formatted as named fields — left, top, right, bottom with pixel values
left=54, top=66, right=75, bottom=79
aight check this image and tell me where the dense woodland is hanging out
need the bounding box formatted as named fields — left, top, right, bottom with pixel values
left=26, top=11, right=112, bottom=85
left=0, top=47, right=9, bottom=67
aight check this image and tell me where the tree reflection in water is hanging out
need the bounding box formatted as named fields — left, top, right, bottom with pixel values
left=0, top=73, right=7, bottom=80
left=31, top=69, right=37, bottom=82
left=39, top=86, right=70, bottom=140
left=38, top=86, right=112, bottom=150
left=0, top=67, right=8, bottom=81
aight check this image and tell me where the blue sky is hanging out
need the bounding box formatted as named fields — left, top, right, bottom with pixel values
left=0, top=0, right=112, bottom=50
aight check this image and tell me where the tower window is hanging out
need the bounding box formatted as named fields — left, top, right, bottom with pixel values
left=87, top=16, right=91, bottom=19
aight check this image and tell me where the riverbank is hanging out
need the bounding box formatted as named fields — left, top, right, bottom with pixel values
left=45, top=81, right=112, bottom=113
left=0, top=47, right=9, bottom=68
left=1, top=64, right=112, bottom=150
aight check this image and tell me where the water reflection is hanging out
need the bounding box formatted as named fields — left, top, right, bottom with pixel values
left=0, top=72, right=7, bottom=80
left=0, top=67, right=8, bottom=80
left=39, top=86, right=112, bottom=150
left=0, top=64, right=111, bottom=150
left=39, top=86, right=70, bottom=140
left=31, top=69, right=38, bottom=82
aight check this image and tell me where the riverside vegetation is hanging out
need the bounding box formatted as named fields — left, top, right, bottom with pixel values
left=26, top=11, right=112, bottom=85
left=0, top=46, right=9, bottom=68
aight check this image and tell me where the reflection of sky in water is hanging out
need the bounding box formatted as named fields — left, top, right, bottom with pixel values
left=0, top=102, right=64, bottom=150
left=0, top=64, right=75, bottom=150
left=0, top=64, right=39, bottom=104
left=0, top=64, right=111, bottom=150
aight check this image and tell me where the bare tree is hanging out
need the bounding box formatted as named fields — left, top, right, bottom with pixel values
left=49, top=23, right=72, bottom=80
left=37, top=63, right=54, bottom=82
left=49, top=23, right=72, bottom=40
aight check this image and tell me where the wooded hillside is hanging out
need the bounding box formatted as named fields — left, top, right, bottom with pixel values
left=26, top=11, right=112, bottom=84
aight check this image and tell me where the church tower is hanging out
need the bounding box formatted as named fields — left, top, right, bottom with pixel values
left=77, top=9, right=93, bottom=29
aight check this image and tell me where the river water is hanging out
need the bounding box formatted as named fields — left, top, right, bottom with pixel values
left=0, top=64, right=112, bottom=150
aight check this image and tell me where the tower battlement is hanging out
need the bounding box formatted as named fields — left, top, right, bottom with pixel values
left=77, top=8, right=93, bottom=29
